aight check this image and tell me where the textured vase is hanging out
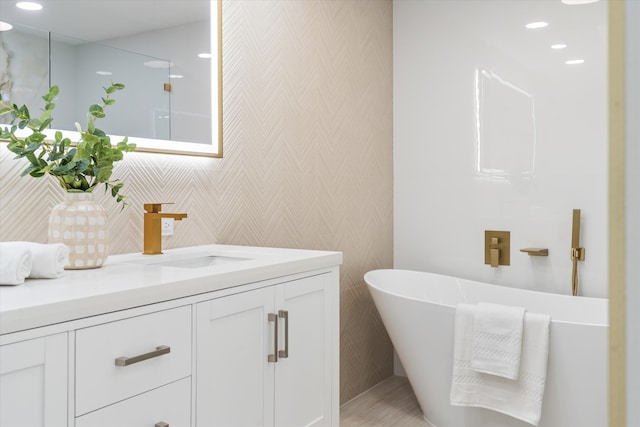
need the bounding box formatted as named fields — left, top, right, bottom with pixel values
left=48, top=192, right=108, bottom=269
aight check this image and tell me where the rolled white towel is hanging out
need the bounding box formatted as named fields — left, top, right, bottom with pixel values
left=0, top=242, right=33, bottom=285
left=24, top=242, right=69, bottom=279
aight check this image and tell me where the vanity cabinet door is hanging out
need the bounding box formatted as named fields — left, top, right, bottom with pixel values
left=196, top=273, right=335, bottom=427
left=196, top=287, right=276, bottom=427
left=0, top=333, right=68, bottom=427
left=274, top=273, right=333, bottom=427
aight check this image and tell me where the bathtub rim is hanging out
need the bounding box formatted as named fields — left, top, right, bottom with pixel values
left=364, top=268, right=608, bottom=327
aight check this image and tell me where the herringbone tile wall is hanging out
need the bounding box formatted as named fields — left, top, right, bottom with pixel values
left=0, top=0, right=393, bottom=403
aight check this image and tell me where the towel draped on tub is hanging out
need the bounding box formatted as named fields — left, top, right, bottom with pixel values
left=471, top=302, right=525, bottom=380
left=450, top=303, right=551, bottom=426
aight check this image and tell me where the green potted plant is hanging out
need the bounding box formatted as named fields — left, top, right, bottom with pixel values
left=0, top=83, right=136, bottom=269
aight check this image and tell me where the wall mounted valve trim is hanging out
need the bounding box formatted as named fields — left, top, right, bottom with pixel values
left=484, top=230, right=510, bottom=267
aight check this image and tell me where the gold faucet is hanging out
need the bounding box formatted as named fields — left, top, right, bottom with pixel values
left=143, top=203, right=188, bottom=255
left=570, top=209, right=585, bottom=296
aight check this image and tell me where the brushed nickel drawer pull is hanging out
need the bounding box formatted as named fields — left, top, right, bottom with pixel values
left=155, top=422, right=169, bottom=427
left=114, top=345, right=171, bottom=367
left=278, top=310, right=289, bottom=358
left=268, top=313, right=278, bottom=363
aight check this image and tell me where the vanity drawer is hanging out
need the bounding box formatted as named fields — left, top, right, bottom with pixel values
left=75, top=305, right=192, bottom=416
left=75, top=377, right=191, bottom=427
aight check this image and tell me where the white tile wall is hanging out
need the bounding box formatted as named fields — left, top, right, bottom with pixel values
left=393, top=0, right=608, bottom=297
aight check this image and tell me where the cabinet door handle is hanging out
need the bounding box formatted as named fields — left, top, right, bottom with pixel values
left=278, top=310, right=289, bottom=358
left=114, top=345, right=171, bottom=367
left=268, top=313, right=278, bottom=363
left=155, top=423, right=169, bottom=427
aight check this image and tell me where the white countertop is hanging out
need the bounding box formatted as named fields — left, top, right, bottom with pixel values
left=0, top=244, right=342, bottom=335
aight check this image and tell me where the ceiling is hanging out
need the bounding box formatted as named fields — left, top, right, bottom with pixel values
left=0, top=0, right=209, bottom=42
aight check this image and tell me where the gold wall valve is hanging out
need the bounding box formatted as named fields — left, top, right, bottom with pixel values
left=485, top=230, right=510, bottom=267
left=490, top=237, right=500, bottom=267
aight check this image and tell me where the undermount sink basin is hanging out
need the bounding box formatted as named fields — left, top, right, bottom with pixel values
left=134, top=255, right=251, bottom=269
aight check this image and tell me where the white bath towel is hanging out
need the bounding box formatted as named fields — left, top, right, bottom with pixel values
left=450, top=304, right=551, bottom=426
left=0, top=241, right=33, bottom=285
left=471, top=302, right=525, bottom=380
left=24, top=242, right=69, bottom=279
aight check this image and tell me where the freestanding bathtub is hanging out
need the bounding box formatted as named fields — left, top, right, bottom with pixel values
left=365, top=269, right=608, bottom=427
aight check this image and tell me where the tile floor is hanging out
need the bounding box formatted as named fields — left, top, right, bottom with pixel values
left=340, top=376, right=429, bottom=427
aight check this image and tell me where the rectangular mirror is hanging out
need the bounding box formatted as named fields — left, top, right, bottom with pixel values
left=0, top=0, right=222, bottom=157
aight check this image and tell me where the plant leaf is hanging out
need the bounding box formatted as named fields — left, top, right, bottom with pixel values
left=89, top=104, right=105, bottom=119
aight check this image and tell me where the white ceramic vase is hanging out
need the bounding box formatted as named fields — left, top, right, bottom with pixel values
left=48, top=192, right=108, bottom=269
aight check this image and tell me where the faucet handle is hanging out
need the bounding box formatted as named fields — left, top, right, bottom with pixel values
left=144, top=203, right=174, bottom=213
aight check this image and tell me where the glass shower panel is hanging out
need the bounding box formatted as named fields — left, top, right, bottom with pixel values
left=50, top=33, right=171, bottom=140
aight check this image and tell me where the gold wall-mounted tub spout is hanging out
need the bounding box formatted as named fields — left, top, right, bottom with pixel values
left=520, top=248, right=549, bottom=256
left=570, top=209, right=585, bottom=296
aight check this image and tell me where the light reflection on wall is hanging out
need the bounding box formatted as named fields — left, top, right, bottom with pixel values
left=474, top=68, right=536, bottom=181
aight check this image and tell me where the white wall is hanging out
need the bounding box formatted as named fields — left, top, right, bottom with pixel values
left=394, top=0, right=608, bottom=297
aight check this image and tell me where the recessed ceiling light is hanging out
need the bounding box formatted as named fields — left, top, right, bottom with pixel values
left=0, top=21, right=13, bottom=31
left=561, top=0, right=599, bottom=4
left=525, top=21, right=548, bottom=29
left=169, top=74, right=184, bottom=79
left=143, top=60, right=174, bottom=68
left=96, top=71, right=112, bottom=76
left=565, top=59, right=585, bottom=65
left=198, top=53, right=212, bottom=59
left=551, top=44, right=567, bottom=50
left=16, top=2, right=43, bottom=11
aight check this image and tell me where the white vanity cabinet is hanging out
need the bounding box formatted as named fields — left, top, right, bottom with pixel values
left=0, top=334, right=68, bottom=427
left=196, top=273, right=334, bottom=427
left=0, top=245, right=341, bottom=427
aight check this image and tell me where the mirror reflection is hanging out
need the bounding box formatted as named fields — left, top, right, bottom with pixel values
left=0, top=0, right=221, bottom=157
